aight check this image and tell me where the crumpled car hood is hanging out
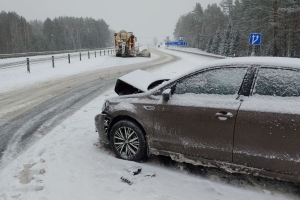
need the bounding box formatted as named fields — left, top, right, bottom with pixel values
left=115, top=70, right=170, bottom=95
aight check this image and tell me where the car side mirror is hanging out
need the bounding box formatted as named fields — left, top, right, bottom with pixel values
left=162, top=89, right=172, bottom=102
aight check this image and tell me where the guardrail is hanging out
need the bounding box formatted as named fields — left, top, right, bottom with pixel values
left=0, top=47, right=114, bottom=59
left=0, top=49, right=115, bottom=73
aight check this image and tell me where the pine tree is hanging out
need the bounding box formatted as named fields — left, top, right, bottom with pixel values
left=229, top=28, right=239, bottom=56
left=191, top=3, right=204, bottom=48
left=198, top=29, right=206, bottom=50
left=0, top=12, right=112, bottom=53
left=172, top=0, right=300, bottom=58
left=43, top=18, right=55, bottom=51
left=219, top=21, right=232, bottom=56
left=206, top=37, right=213, bottom=53
left=220, top=0, right=234, bottom=17
left=210, top=29, right=222, bottom=54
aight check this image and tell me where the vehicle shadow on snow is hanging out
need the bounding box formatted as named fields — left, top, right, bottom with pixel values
left=145, top=155, right=300, bottom=198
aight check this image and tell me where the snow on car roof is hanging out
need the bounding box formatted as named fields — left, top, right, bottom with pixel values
left=174, top=57, right=300, bottom=81
left=118, top=69, right=169, bottom=92
left=204, top=56, right=300, bottom=69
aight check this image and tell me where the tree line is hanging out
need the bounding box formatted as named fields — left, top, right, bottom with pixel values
left=174, top=0, right=300, bottom=57
left=0, top=11, right=113, bottom=54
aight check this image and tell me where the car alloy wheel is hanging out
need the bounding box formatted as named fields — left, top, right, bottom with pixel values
left=114, top=127, right=140, bottom=157
left=110, top=120, right=146, bottom=161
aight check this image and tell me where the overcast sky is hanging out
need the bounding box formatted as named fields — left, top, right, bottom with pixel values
left=2, top=0, right=222, bottom=44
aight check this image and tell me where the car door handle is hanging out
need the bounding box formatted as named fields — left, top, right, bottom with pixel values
left=143, top=106, right=155, bottom=111
left=215, top=112, right=233, bottom=120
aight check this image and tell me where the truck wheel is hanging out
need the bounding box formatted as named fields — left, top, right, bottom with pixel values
left=110, top=120, right=146, bottom=161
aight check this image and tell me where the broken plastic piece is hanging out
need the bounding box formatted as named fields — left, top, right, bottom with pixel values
left=120, top=176, right=133, bottom=185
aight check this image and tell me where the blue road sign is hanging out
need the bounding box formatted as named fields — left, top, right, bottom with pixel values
left=249, top=33, right=262, bottom=45
left=166, top=41, right=187, bottom=46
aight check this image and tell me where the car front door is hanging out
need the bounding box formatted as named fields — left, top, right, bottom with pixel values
left=234, top=67, right=300, bottom=175
left=152, top=66, right=248, bottom=162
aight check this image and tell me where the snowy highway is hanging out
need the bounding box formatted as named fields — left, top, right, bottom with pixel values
left=0, top=48, right=179, bottom=168
left=0, top=48, right=299, bottom=200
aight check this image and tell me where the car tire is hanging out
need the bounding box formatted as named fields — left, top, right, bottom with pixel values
left=110, top=120, right=146, bottom=161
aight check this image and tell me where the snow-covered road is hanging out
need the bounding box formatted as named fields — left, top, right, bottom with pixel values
left=0, top=46, right=154, bottom=94
left=0, top=48, right=179, bottom=168
left=0, top=48, right=297, bottom=200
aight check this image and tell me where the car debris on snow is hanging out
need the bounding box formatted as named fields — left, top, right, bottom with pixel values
left=120, top=166, right=156, bottom=185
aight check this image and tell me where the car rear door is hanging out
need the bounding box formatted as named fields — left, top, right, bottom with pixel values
left=234, top=67, right=300, bottom=175
left=152, top=66, right=249, bottom=162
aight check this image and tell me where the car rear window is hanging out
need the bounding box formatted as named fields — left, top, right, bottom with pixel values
left=254, top=68, right=300, bottom=97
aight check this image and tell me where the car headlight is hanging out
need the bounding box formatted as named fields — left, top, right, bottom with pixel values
left=102, top=100, right=109, bottom=111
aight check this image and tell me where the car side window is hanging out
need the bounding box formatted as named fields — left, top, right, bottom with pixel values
left=254, top=68, right=300, bottom=97
left=174, top=68, right=247, bottom=95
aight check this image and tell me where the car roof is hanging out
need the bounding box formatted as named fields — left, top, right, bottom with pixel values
left=177, top=57, right=300, bottom=81
left=203, top=57, right=300, bottom=69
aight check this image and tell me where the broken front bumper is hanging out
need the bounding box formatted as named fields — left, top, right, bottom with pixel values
left=94, top=112, right=111, bottom=145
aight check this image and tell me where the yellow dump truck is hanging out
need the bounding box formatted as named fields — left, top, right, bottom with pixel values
left=114, top=30, right=137, bottom=57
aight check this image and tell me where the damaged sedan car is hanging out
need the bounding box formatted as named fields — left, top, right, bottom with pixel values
left=95, top=57, right=300, bottom=183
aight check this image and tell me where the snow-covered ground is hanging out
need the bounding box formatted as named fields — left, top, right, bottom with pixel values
left=0, top=47, right=156, bottom=94
left=0, top=48, right=295, bottom=200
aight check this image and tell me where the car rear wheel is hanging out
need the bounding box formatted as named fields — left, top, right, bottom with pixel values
left=110, top=120, right=146, bottom=161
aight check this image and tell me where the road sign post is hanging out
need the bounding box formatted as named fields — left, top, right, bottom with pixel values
left=249, top=33, right=262, bottom=56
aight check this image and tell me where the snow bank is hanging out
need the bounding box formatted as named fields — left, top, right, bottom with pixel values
left=166, top=47, right=226, bottom=59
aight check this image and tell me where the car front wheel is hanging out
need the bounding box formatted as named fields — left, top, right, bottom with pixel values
left=110, top=120, right=146, bottom=161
